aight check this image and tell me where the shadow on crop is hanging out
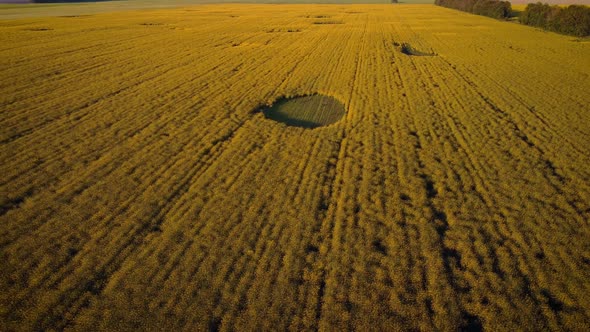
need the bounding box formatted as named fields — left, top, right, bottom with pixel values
left=395, top=42, right=437, bottom=56
left=260, top=94, right=346, bottom=129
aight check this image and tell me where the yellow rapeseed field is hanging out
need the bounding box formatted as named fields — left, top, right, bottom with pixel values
left=1, top=3, right=589, bottom=331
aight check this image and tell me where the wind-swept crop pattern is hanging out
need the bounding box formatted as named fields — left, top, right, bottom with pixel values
left=1, top=4, right=589, bottom=331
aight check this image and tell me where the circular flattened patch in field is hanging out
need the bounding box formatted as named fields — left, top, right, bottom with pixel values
left=397, top=42, right=436, bottom=56
left=262, top=94, right=346, bottom=129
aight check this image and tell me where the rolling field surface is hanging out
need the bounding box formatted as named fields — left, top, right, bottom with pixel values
left=1, top=4, right=590, bottom=331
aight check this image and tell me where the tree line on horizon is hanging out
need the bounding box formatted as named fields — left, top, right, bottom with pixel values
left=519, top=3, right=590, bottom=37
left=435, top=0, right=589, bottom=37
left=434, top=0, right=512, bottom=19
